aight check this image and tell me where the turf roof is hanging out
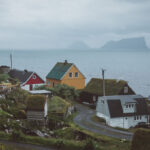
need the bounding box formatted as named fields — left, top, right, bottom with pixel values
left=83, top=78, right=129, bottom=96
left=27, top=95, right=46, bottom=111
left=48, top=96, right=71, bottom=114
left=46, top=62, right=73, bottom=80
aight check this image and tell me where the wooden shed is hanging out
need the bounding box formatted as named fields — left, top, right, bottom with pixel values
left=26, top=95, right=48, bottom=124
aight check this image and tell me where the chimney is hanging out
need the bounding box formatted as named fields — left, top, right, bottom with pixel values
left=64, top=60, right=68, bottom=64
left=24, top=69, right=28, bottom=73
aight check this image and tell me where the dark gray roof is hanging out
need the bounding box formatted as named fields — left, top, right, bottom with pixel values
left=102, top=95, right=149, bottom=118
left=8, top=69, right=33, bottom=84
left=107, top=100, right=123, bottom=118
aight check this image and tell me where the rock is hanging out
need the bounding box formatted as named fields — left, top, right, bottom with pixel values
left=5, top=129, right=9, bottom=134
left=49, top=131, right=54, bottom=135
left=34, top=130, right=45, bottom=137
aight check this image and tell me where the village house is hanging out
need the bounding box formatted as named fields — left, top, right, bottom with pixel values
left=96, top=95, right=149, bottom=129
left=8, top=69, right=45, bottom=91
left=26, top=95, right=48, bottom=124
left=0, top=65, right=10, bottom=74
left=80, top=78, right=135, bottom=104
left=46, top=60, right=85, bottom=89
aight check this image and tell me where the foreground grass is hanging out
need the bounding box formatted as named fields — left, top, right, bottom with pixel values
left=4, top=144, right=33, bottom=150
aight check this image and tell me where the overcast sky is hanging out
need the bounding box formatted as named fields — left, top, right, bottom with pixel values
left=0, top=0, right=150, bottom=49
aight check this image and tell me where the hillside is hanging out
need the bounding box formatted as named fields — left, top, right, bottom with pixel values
left=100, top=37, right=149, bottom=51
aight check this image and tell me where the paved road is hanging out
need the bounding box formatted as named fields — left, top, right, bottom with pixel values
left=0, top=140, right=57, bottom=150
left=74, top=104, right=133, bottom=140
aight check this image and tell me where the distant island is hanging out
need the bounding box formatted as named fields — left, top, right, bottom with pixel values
left=100, top=37, right=149, bottom=51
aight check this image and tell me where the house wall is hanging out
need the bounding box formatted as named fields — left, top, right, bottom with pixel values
left=99, top=115, right=148, bottom=129
left=96, top=98, right=110, bottom=117
left=123, top=103, right=136, bottom=113
left=25, top=73, right=45, bottom=85
left=46, top=79, right=61, bottom=88
left=119, top=85, right=135, bottom=95
left=61, top=65, right=85, bottom=89
left=27, top=111, right=45, bottom=121
left=21, top=83, right=44, bottom=91
left=44, top=100, right=48, bottom=117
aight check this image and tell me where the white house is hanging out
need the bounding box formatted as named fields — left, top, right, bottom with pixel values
left=96, top=95, right=149, bottom=129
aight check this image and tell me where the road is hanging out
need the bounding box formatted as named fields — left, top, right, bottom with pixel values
left=0, top=140, right=57, bottom=150
left=74, top=104, right=133, bottom=140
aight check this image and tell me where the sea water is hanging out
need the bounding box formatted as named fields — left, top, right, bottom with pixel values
left=0, top=49, right=150, bottom=97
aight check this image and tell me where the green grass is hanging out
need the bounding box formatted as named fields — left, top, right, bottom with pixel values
left=91, top=115, right=106, bottom=124
left=3, top=144, right=32, bottom=150
left=48, top=96, right=71, bottom=114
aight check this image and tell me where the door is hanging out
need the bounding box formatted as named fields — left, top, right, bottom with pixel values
left=29, top=84, right=33, bottom=91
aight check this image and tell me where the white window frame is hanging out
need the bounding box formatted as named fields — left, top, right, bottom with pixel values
left=32, top=75, right=36, bottom=79
left=69, top=72, right=73, bottom=78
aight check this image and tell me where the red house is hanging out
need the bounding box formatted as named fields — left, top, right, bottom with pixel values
left=8, top=69, right=45, bottom=91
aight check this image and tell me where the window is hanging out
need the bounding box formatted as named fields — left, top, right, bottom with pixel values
left=125, top=117, right=128, bottom=120
left=132, top=104, right=134, bottom=107
left=129, top=104, right=131, bottom=108
left=140, top=116, right=142, bottom=120
left=32, top=75, right=36, bottom=79
left=124, top=86, right=128, bottom=94
left=134, top=116, right=136, bottom=120
left=137, top=116, right=139, bottom=120
left=69, top=72, right=72, bottom=78
left=126, top=105, right=128, bottom=108
left=48, top=81, right=50, bottom=86
left=75, top=72, right=78, bottom=78
left=101, top=100, right=104, bottom=104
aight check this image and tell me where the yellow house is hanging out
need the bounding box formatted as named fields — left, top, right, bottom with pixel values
left=46, top=60, right=85, bottom=89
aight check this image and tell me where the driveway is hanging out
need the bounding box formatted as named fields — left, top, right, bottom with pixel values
left=74, top=104, right=133, bottom=140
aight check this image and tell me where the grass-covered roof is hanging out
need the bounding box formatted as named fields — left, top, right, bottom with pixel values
left=83, top=78, right=129, bottom=96
left=26, top=95, right=46, bottom=111
left=48, top=96, right=71, bottom=114
left=0, top=73, right=10, bottom=83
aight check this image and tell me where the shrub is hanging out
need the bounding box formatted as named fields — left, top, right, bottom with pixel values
left=131, top=128, right=150, bottom=150
left=52, top=84, right=79, bottom=101
left=11, top=130, right=24, bottom=141
left=6, top=88, right=29, bottom=104
left=0, top=73, right=9, bottom=83
left=17, top=110, right=27, bottom=119
left=83, top=139, right=96, bottom=150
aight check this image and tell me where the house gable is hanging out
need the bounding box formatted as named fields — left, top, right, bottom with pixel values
left=62, top=64, right=85, bottom=80
left=25, top=73, right=45, bottom=85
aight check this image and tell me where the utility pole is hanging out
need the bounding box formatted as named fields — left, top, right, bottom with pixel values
left=102, top=69, right=106, bottom=96
left=10, top=53, right=12, bottom=70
